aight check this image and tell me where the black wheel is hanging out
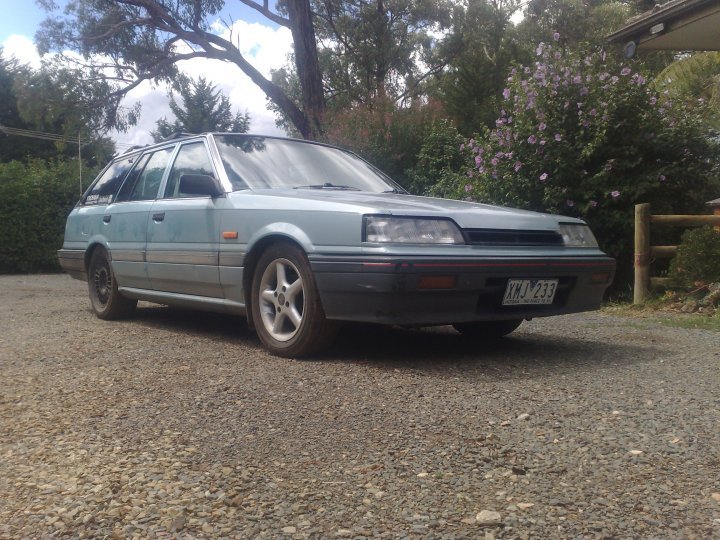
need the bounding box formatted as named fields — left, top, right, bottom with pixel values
left=251, top=242, right=338, bottom=358
left=453, top=319, right=523, bottom=339
left=87, top=248, right=137, bottom=320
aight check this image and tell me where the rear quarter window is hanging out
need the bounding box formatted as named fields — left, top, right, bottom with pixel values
left=83, top=156, right=135, bottom=205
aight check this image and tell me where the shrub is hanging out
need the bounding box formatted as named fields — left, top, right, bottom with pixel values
left=667, top=227, right=720, bottom=288
left=444, top=37, right=720, bottom=288
left=323, top=99, right=448, bottom=191
left=0, top=159, right=86, bottom=273
left=406, top=119, right=468, bottom=196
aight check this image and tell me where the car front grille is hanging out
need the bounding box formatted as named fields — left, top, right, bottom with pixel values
left=464, top=229, right=564, bottom=246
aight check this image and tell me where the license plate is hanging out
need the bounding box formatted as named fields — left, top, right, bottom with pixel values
left=502, top=279, right=558, bottom=306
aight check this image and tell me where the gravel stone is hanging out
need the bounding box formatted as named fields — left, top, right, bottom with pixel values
left=1, top=274, right=719, bottom=538
left=476, top=510, right=502, bottom=526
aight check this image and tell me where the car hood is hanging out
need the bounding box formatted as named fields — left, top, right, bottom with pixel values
left=245, top=189, right=581, bottom=231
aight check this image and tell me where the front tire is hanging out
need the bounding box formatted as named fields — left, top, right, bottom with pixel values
left=251, top=243, right=338, bottom=358
left=87, top=248, right=137, bottom=320
left=453, top=319, right=523, bottom=339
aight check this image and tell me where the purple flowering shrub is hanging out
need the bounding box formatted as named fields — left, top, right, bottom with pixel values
left=449, top=40, right=719, bottom=287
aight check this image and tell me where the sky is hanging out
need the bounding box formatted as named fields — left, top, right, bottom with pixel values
left=0, top=0, right=292, bottom=147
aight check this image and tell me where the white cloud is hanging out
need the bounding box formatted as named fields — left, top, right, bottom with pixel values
left=113, top=19, right=294, bottom=147
left=2, top=34, right=41, bottom=68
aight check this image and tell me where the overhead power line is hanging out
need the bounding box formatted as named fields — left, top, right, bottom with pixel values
left=0, top=124, right=133, bottom=195
left=0, top=125, right=134, bottom=149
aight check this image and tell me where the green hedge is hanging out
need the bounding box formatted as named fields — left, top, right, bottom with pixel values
left=0, top=159, right=87, bottom=273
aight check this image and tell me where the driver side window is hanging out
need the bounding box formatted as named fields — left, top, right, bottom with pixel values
left=163, top=142, right=216, bottom=198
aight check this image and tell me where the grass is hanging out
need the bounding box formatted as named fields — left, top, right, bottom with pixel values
left=602, top=299, right=720, bottom=332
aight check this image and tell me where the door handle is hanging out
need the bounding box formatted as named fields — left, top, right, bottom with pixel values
left=103, top=215, right=111, bottom=223
left=152, top=212, right=165, bottom=222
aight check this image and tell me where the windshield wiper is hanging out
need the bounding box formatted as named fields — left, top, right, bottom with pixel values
left=381, top=188, right=407, bottom=194
left=293, top=182, right=361, bottom=191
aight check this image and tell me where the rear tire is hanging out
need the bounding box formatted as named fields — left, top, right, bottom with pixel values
left=87, top=248, right=137, bottom=320
left=453, top=319, right=523, bottom=339
left=251, top=242, right=338, bottom=358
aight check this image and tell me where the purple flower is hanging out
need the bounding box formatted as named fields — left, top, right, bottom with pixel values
left=528, top=135, right=537, bottom=144
left=536, top=42, right=545, bottom=56
left=459, top=143, right=465, bottom=151
left=553, top=32, right=560, bottom=41
left=475, top=156, right=483, bottom=166
left=649, top=96, right=657, bottom=106
left=566, top=200, right=575, bottom=207
left=539, top=139, right=546, bottom=146
left=580, top=87, right=589, bottom=96
left=589, top=108, right=597, bottom=116
left=514, top=161, right=522, bottom=172
left=538, top=122, right=546, bottom=131
left=659, top=174, right=666, bottom=182
left=620, top=67, right=631, bottom=76
left=539, top=172, right=548, bottom=181
left=590, top=200, right=598, bottom=207
left=491, top=157, right=499, bottom=166
left=554, top=133, right=562, bottom=141
left=610, top=190, right=620, bottom=198
left=572, top=75, right=582, bottom=84
left=611, top=76, right=619, bottom=84
left=503, top=88, right=511, bottom=100
left=464, top=184, right=473, bottom=192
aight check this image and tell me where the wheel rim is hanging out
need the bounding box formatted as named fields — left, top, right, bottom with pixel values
left=93, top=263, right=112, bottom=306
left=258, top=258, right=305, bottom=342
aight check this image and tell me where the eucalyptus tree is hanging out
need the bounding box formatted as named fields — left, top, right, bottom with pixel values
left=36, top=0, right=325, bottom=139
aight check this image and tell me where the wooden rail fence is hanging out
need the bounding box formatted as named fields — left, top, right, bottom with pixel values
left=634, top=203, right=720, bottom=304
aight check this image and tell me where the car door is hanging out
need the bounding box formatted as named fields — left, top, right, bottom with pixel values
left=103, top=147, right=175, bottom=290
left=146, top=140, right=225, bottom=298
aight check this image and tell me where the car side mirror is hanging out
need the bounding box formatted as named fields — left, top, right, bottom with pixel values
left=178, top=174, right=224, bottom=197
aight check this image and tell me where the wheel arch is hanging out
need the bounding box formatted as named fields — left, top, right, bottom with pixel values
left=242, top=232, right=310, bottom=329
left=84, top=241, right=110, bottom=272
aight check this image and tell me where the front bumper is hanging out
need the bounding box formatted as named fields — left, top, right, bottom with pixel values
left=311, top=255, right=615, bottom=325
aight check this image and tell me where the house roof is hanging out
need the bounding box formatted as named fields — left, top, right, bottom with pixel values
left=607, top=0, right=720, bottom=51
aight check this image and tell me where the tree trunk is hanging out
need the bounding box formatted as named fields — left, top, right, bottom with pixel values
left=286, top=0, right=325, bottom=140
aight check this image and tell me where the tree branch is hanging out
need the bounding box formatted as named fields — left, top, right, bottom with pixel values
left=237, top=0, right=290, bottom=27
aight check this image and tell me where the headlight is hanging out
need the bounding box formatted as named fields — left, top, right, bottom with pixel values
left=559, top=223, right=599, bottom=248
left=364, top=216, right=465, bottom=244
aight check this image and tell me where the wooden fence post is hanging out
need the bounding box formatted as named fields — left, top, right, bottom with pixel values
left=634, top=203, right=651, bottom=304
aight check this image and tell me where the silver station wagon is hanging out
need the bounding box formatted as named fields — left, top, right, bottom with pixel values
left=59, top=133, right=615, bottom=357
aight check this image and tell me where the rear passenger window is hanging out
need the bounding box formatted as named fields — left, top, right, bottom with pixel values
left=115, top=154, right=151, bottom=203
left=83, top=156, right=134, bottom=205
left=163, top=142, right=216, bottom=198
left=127, top=147, right=174, bottom=202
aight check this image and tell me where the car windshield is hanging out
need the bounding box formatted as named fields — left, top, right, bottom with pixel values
left=213, top=134, right=403, bottom=193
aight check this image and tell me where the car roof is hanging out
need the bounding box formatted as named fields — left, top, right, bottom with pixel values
left=115, top=132, right=337, bottom=160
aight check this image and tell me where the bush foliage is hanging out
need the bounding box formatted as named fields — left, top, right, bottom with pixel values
left=0, top=159, right=84, bottom=273
left=667, top=227, right=720, bottom=288
left=438, top=39, right=720, bottom=286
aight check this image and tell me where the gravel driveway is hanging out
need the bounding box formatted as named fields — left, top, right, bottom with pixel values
left=1, top=274, right=719, bottom=539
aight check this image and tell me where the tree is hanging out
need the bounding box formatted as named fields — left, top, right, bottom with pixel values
left=0, top=48, right=116, bottom=164
left=431, top=0, right=525, bottom=134
left=151, top=76, right=250, bottom=142
left=311, top=0, right=454, bottom=107
left=36, top=0, right=325, bottom=139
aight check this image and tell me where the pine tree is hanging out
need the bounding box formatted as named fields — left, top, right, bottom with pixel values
left=152, top=76, right=251, bottom=142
